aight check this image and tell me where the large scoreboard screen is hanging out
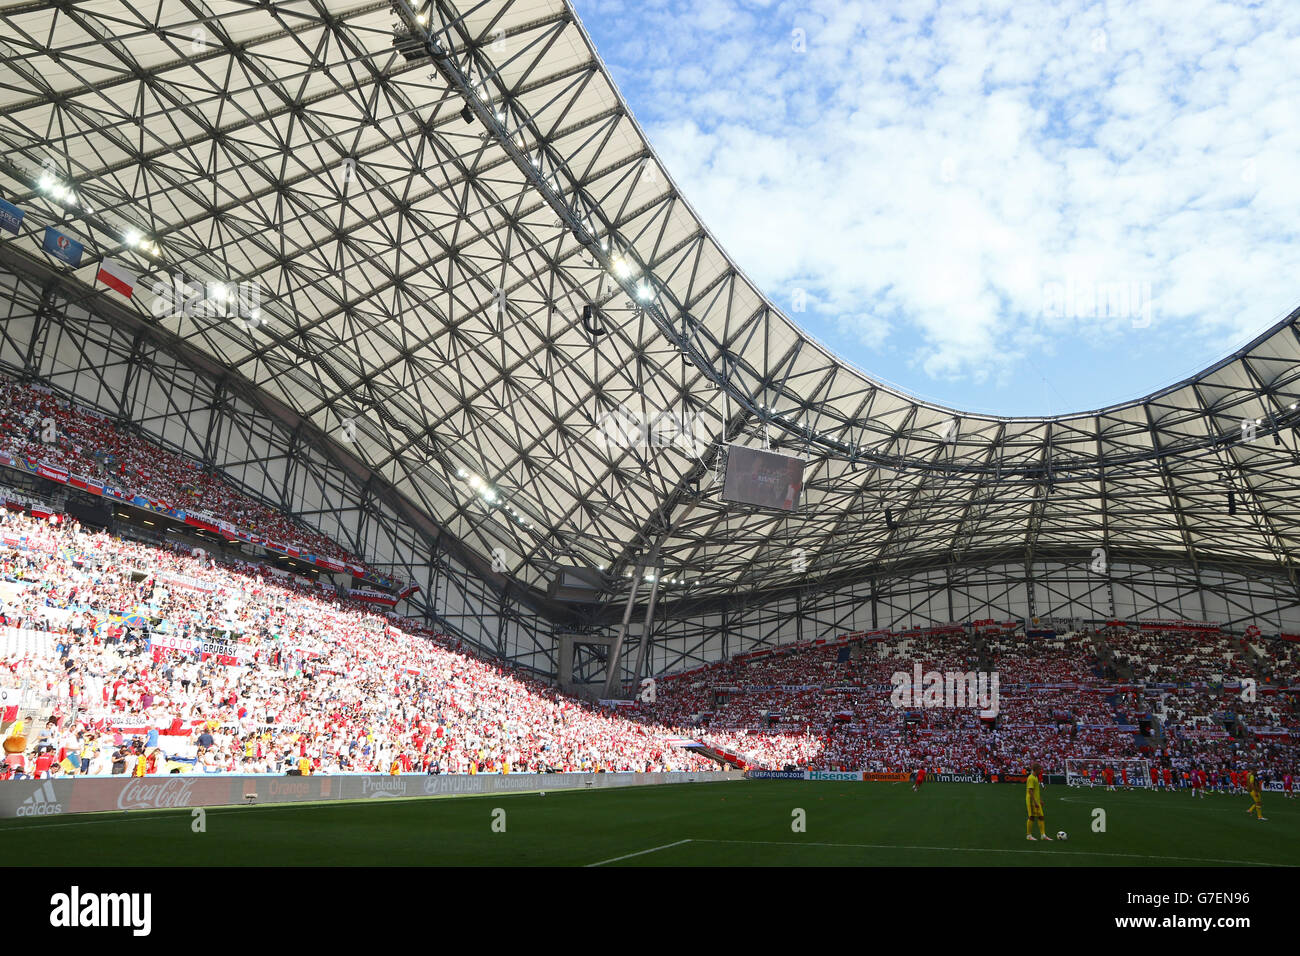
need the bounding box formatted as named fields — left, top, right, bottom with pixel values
left=721, top=445, right=805, bottom=511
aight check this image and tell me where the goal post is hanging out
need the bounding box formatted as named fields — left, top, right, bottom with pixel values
left=1064, top=757, right=1151, bottom=788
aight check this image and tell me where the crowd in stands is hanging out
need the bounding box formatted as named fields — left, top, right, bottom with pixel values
left=0, top=377, right=387, bottom=583
left=1098, top=627, right=1296, bottom=727
left=1104, top=629, right=1255, bottom=684
left=1254, top=638, right=1298, bottom=685
left=634, top=634, right=1135, bottom=774
left=634, top=625, right=1298, bottom=778
left=980, top=632, right=1100, bottom=684
left=0, top=379, right=1296, bottom=785
left=2, top=497, right=1294, bottom=782
left=0, top=508, right=715, bottom=778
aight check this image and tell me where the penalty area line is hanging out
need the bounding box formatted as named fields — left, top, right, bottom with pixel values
left=586, top=839, right=693, bottom=867
left=691, top=839, right=1284, bottom=867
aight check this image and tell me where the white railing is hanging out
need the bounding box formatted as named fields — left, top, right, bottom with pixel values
left=0, top=626, right=57, bottom=660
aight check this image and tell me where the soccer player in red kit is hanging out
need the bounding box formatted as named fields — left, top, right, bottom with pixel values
left=1161, top=766, right=1172, bottom=789
left=913, top=766, right=926, bottom=792
left=1149, top=765, right=1159, bottom=789
left=1120, top=765, right=1129, bottom=789
left=1104, top=766, right=1115, bottom=791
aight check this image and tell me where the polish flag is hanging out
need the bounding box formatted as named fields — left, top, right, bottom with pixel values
left=96, top=259, right=135, bottom=297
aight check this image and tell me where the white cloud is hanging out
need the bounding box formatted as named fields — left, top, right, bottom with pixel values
left=574, top=0, right=1300, bottom=408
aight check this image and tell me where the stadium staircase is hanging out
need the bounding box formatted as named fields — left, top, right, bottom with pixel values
left=1089, top=635, right=1158, bottom=746
left=1233, top=636, right=1268, bottom=680
left=1088, top=635, right=1132, bottom=682
left=1110, top=656, right=1137, bottom=684
left=660, top=735, right=751, bottom=770
left=1149, top=714, right=1165, bottom=746
left=678, top=741, right=749, bottom=770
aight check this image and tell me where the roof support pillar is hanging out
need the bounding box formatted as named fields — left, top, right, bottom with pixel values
left=602, top=563, right=644, bottom=698
left=630, top=561, right=663, bottom=698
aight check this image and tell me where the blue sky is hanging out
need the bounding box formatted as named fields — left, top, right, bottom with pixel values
left=570, top=0, right=1300, bottom=416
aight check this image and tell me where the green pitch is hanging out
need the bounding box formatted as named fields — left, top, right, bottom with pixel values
left=1, top=781, right=1295, bottom=866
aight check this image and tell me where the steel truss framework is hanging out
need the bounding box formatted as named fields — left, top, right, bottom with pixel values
left=641, top=558, right=1300, bottom=680
left=0, top=1, right=1299, bottom=683
left=0, top=260, right=564, bottom=675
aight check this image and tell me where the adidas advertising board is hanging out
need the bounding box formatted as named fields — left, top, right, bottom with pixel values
left=17, top=779, right=63, bottom=817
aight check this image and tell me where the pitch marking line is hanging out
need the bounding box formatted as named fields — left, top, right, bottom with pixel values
left=0, top=802, right=340, bottom=831
left=586, top=839, right=693, bottom=867
left=691, top=839, right=1284, bottom=867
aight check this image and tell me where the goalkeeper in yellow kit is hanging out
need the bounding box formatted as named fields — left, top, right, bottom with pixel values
left=1025, top=763, right=1052, bottom=841
left=1246, top=770, right=1267, bottom=821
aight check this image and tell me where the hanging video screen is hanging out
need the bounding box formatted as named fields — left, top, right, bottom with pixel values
left=721, top=445, right=805, bottom=511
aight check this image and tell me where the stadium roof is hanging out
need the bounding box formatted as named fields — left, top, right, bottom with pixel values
left=2, top=0, right=1299, bottom=609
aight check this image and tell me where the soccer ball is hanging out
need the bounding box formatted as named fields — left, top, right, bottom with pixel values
left=1056, top=831, right=1068, bottom=841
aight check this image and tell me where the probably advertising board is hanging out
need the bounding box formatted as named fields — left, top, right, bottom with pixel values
left=0, top=771, right=740, bottom=818
left=743, top=770, right=915, bottom=783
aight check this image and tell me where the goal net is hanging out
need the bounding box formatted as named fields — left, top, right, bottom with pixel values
left=1064, top=758, right=1151, bottom=788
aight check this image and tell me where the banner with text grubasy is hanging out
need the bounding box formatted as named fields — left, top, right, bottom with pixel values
left=147, top=634, right=251, bottom=665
